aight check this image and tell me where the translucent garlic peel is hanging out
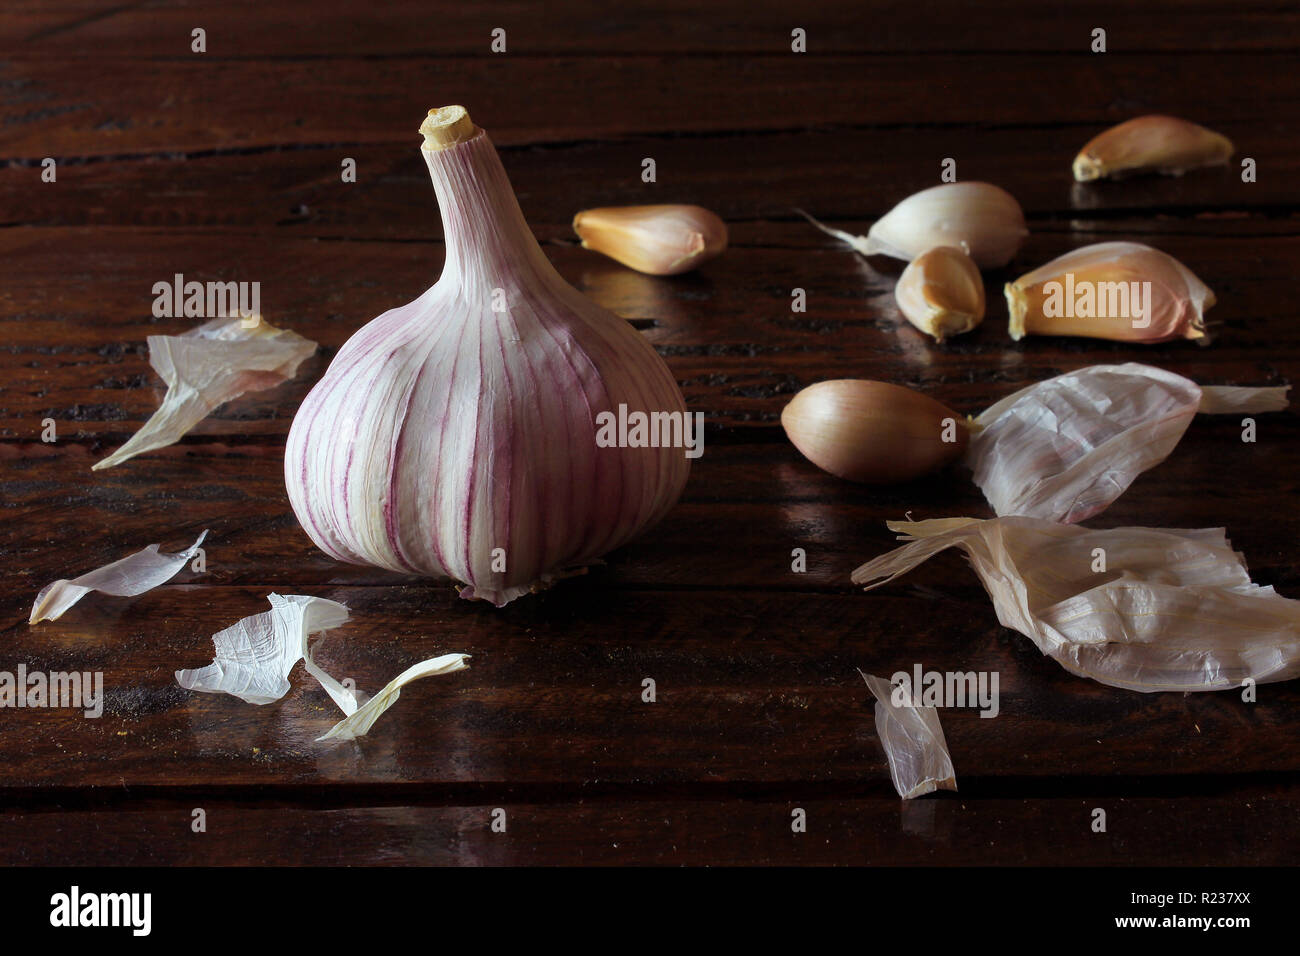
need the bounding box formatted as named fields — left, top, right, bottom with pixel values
left=175, top=593, right=469, bottom=741
left=894, top=245, right=985, bottom=342
left=1073, top=115, right=1234, bottom=182
left=852, top=517, right=1300, bottom=693
left=968, top=363, right=1288, bottom=524
left=316, top=653, right=470, bottom=742
left=861, top=671, right=957, bottom=799
left=286, top=109, right=690, bottom=606
left=573, top=204, right=728, bottom=276
left=175, top=593, right=350, bottom=705
left=1005, top=242, right=1213, bottom=343
left=93, top=316, right=316, bottom=470
left=803, top=183, right=1027, bottom=269
left=29, top=530, right=208, bottom=624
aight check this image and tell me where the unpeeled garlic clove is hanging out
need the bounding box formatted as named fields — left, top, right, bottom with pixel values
left=1073, top=115, right=1234, bottom=182
left=1005, top=241, right=1213, bottom=344
left=894, top=245, right=986, bottom=342
left=781, top=380, right=970, bottom=484
left=802, top=183, right=1027, bottom=269
left=573, top=204, right=727, bottom=275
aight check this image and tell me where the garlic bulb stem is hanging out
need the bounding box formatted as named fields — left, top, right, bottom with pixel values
left=420, top=120, right=556, bottom=297
left=420, top=105, right=478, bottom=150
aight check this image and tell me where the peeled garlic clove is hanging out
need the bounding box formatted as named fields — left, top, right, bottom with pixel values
left=894, top=245, right=985, bottom=342
left=573, top=204, right=727, bottom=276
left=804, top=183, right=1027, bottom=269
left=1073, top=115, right=1235, bottom=182
left=781, top=380, right=970, bottom=484
left=1005, top=241, right=1213, bottom=343
left=285, top=107, right=692, bottom=606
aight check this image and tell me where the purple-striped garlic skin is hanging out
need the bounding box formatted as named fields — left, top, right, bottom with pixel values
left=285, top=124, right=690, bottom=606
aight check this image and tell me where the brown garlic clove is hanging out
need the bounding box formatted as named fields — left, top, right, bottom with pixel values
left=1073, top=115, right=1234, bottom=182
left=894, top=245, right=986, bottom=343
left=1004, top=242, right=1213, bottom=344
left=781, top=380, right=970, bottom=484
left=572, top=204, right=728, bottom=276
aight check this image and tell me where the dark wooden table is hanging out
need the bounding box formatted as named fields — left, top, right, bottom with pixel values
left=1, top=1, right=1297, bottom=866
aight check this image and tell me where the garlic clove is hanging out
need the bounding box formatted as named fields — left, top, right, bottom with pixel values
left=572, top=204, right=728, bottom=276
left=894, top=245, right=986, bottom=342
left=1073, top=115, right=1235, bottom=182
left=781, top=379, right=970, bottom=484
left=802, top=183, right=1028, bottom=269
left=1005, top=241, right=1213, bottom=343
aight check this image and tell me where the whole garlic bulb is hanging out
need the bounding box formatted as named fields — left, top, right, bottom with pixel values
left=285, top=106, right=691, bottom=606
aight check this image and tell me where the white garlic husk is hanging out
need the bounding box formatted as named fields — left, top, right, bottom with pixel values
left=285, top=106, right=692, bottom=606
left=802, top=183, right=1027, bottom=269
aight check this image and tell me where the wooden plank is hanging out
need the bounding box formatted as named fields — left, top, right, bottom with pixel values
left=3, top=421, right=1299, bottom=590
left=1, top=53, right=1295, bottom=156
left=0, top=123, right=1288, bottom=237
left=3, top=1, right=1297, bottom=56
left=0, top=227, right=1294, bottom=443
left=1, top=788, right=1297, bottom=865
left=1, top=580, right=1298, bottom=789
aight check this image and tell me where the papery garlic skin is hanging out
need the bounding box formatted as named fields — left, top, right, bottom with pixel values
left=968, top=363, right=1288, bottom=524
left=854, top=183, right=1027, bottom=269
left=781, top=379, right=970, bottom=484
left=854, top=517, right=1300, bottom=693
left=94, top=315, right=316, bottom=471
left=894, top=245, right=985, bottom=342
left=573, top=204, right=727, bottom=276
left=861, top=671, right=957, bottom=799
left=1005, top=242, right=1213, bottom=343
left=285, top=108, right=690, bottom=606
left=1073, top=115, right=1234, bottom=182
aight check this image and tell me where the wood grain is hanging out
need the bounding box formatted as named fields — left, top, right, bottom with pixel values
left=5, top=0, right=1298, bottom=57
left=3, top=789, right=1297, bottom=865
left=2, top=53, right=1296, bottom=156
left=1, top=124, right=1291, bottom=238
